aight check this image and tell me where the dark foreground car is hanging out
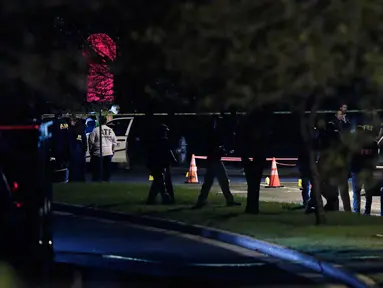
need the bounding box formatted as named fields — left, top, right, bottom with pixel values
left=0, top=122, right=54, bottom=284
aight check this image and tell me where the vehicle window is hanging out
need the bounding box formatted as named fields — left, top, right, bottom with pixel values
left=107, top=119, right=131, bottom=137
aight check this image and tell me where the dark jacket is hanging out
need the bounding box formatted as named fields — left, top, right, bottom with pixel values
left=51, top=117, right=71, bottom=163
left=206, top=125, right=225, bottom=160
left=317, top=121, right=342, bottom=153
left=70, top=120, right=87, bottom=156
left=317, top=121, right=350, bottom=179
left=334, top=117, right=349, bottom=133
left=146, top=124, right=176, bottom=170
left=351, top=130, right=378, bottom=172
left=342, top=114, right=352, bottom=131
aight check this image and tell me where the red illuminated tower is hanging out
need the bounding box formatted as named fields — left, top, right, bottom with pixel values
left=83, top=33, right=116, bottom=103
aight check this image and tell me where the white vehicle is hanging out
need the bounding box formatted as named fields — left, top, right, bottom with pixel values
left=86, top=117, right=134, bottom=164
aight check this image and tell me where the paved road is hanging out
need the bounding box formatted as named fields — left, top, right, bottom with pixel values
left=52, top=213, right=339, bottom=286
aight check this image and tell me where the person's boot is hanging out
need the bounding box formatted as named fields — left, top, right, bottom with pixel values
left=304, top=200, right=316, bottom=214
left=192, top=201, right=207, bottom=209
left=305, top=206, right=316, bottom=214
left=364, top=207, right=371, bottom=216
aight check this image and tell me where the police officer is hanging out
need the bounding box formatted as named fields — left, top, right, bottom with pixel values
left=69, top=117, right=87, bottom=182
left=146, top=123, right=177, bottom=204
left=334, top=110, right=350, bottom=132
left=51, top=112, right=71, bottom=182
left=339, top=103, right=352, bottom=130
left=158, top=124, right=177, bottom=203
left=193, top=116, right=240, bottom=209
left=88, top=116, right=117, bottom=181
left=350, top=125, right=379, bottom=214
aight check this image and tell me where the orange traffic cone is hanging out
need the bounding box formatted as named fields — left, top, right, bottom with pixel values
left=185, top=154, right=199, bottom=184
left=265, top=157, right=284, bottom=188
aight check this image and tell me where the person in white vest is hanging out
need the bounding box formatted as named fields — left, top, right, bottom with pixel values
left=88, top=116, right=117, bottom=181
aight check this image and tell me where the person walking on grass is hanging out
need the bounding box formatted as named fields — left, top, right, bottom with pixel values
left=193, top=116, right=240, bottom=209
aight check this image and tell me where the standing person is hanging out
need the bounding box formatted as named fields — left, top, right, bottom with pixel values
left=68, top=117, right=87, bottom=182
left=334, top=110, right=348, bottom=132
left=51, top=112, right=71, bottom=182
left=350, top=125, right=379, bottom=215
left=145, top=123, right=177, bottom=204
left=237, top=107, right=273, bottom=214
left=331, top=110, right=352, bottom=212
left=193, top=116, right=240, bottom=209
left=158, top=124, right=177, bottom=204
left=88, top=116, right=117, bottom=182
left=177, top=136, right=187, bottom=165
left=351, top=110, right=381, bottom=212
left=340, top=103, right=352, bottom=129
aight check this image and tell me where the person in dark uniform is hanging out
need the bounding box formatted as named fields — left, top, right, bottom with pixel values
left=160, top=124, right=177, bottom=204
left=146, top=123, right=177, bottom=204
left=68, top=117, right=87, bottom=182
left=236, top=108, right=273, bottom=214
left=334, top=110, right=351, bottom=132
left=193, top=116, right=240, bottom=209
left=51, top=113, right=71, bottom=182
left=339, top=103, right=352, bottom=130
left=350, top=125, right=379, bottom=215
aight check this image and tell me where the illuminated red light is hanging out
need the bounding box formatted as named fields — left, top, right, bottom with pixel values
left=0, top=125, right=39, bottom=131
left=16, top=203, right=23, bottom=208
left=83, top=33, right=116, bottom=103
left=12, top=182, right=18, bottom=192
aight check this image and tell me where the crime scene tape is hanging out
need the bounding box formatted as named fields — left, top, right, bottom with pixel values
left=194, top=156, right=298, bottom=162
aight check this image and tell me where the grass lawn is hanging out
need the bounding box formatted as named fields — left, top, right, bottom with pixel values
left=53, top=183, right=383, bottom=257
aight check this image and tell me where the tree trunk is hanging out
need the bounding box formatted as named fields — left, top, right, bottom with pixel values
left=299, top=103, right=326, bottom=225
left=308, top=150, right=326, bottom=225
